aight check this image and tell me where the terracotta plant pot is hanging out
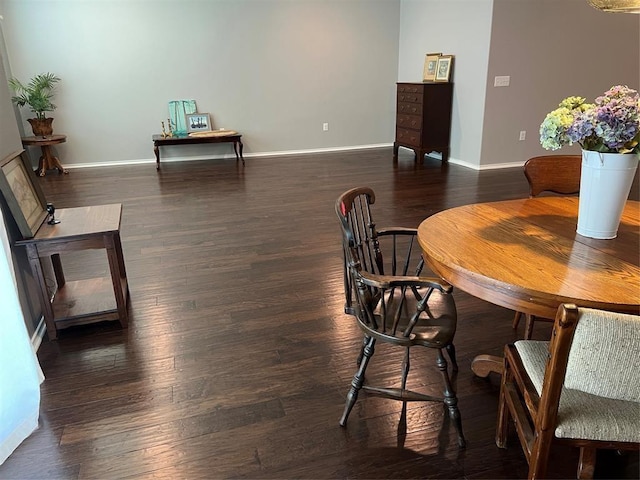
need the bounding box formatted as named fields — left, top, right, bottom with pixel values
left=28, top=117, right=54, bottom=137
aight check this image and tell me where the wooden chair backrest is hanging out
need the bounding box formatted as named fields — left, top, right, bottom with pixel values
left=335, top=186, right=384, bottom=278
left=536, top=304, right=580, bottom=432
left=335, top=186, right=442, bottom=339
left=524, top=155, right=581, bottom=197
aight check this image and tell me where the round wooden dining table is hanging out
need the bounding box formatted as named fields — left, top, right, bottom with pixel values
left=417, top=197, right=640, bottom=376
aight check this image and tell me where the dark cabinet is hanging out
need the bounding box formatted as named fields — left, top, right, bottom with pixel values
left=393, top=82, right=453, bottom=163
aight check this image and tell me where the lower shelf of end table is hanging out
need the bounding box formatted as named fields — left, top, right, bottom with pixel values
left=52, top=276, right=129, bottom=330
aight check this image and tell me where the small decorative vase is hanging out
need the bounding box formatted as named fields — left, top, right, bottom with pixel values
left=577, top=150, right=639, bottom=239
left=27, top=117, right=54, bottom=137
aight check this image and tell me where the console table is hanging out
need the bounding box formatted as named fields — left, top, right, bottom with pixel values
left=16, top=204, right=130, bottom=340
left=152, top=131, right=244, bottom=170
left=21, top=134, right=68, bottom=176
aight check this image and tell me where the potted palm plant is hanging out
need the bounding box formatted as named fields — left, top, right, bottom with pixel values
left=8, top=72, right=61, bottom=137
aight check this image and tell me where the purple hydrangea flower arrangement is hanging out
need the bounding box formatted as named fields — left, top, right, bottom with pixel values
left=540, top=85, right=639, bottom=156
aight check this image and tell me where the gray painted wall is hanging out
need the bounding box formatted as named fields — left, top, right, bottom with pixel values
left=481, top=0, right=639, bottom=167
left=2, top=0, right=401, bottom=166
left=2, top=0, right=639, bottom=170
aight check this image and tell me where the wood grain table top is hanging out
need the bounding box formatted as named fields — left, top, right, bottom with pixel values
left=21, top=135, right=67, bottom=146
left=16, top=204, right=122, bottom=244
left=417, top=197, right=640, bottom=319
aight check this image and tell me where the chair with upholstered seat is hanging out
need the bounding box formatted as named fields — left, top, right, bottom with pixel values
left=496, top=303, right=640, bottom=479
left=335, top=186, right=465, bottom=447
left=513, top=155, right=582, bottom=339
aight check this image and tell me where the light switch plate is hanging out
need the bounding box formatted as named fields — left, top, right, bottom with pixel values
left=494, top=76, right=510, bottom=87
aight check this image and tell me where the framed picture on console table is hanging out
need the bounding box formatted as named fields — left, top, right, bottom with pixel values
left=186, top=113, right=212, bottom=133
left=435, top=55, right=454, bottom=82
left=0, top=149, right=47, bottom=238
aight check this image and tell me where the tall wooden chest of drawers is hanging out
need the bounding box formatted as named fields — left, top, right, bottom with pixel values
left=393, top=82, right=453, bottom=163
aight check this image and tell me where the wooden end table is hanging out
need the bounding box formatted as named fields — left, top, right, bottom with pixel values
left=16, top=204, right=130, bottom=340
left=152, top=131, right=244, bottom=170
left=21, top=134, right=68, bottom=176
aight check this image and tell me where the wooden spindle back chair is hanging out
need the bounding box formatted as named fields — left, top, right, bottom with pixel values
left=335, top=187, right=466, bottom=447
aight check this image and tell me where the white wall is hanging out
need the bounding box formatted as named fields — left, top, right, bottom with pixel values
left=397, top=0, right=493, bottom=169
left=2, top=0, right=401, bottom=166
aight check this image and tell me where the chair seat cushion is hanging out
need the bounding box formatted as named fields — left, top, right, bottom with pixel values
left=515, top=340, right=640, bottom=443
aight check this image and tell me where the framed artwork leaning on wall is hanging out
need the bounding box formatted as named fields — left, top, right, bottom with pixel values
left=0, top=149, right=47, bottom=239
left=186, top=113, right=212, bottom=133
left=423, top=52, right=441, bottom=82
left=435, top=55, right=454, bottom=82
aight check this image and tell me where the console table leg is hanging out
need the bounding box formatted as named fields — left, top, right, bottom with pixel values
left=392, top=143, right=399, bottom=163
left=237, top=141, right=244, bottom=165
left=154, top=144, right=160, bottom=170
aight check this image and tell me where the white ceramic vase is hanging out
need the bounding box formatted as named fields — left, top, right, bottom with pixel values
left=577, top=150, right=639, bottom=239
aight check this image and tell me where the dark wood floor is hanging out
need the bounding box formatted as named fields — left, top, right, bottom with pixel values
left=2, top=148, right=638, bottom=479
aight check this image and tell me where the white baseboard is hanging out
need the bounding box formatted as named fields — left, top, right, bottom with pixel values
left=61, top=143, right=524, bottom=171
left=63, top=143, right=394, bottom=169
left=448, top=157, right=523, bottom=171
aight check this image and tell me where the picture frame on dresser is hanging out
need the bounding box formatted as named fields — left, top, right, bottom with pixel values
left=423, top=52, right=441, bottom=82
left=186, top=113, right=212, bottom=133
left=435, top=55, right=454, bottom=82
left=0, top=149, right=47, bottom=238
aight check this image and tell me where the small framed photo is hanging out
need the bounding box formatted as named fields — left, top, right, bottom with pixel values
left=423, top=52, right=441, bottom=82
left=435, top=55, right=454, bottom=82
left=0, top=149, right=47, bottom=238
left=186, top=113, right=212, bottom=133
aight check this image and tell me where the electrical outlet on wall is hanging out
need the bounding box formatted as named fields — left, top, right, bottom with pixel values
left=322, top=123, right=329, bottom=131
left=519, top=131, right=526, bottom=141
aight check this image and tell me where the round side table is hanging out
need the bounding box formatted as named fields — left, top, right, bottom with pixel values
left=21, top=135, right=68, bottom=176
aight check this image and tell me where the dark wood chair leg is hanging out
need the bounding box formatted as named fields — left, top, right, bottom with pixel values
left=339, top=336, right=375, bottom=427
left=512, top=310, right=522, bottom=330
left=528, top=427, right=554, bottom=479
left=437, top=349, right=465, bottom=447
left=356, top=335, right=369, bottom=366
left=524, top=314, right=536, bottom=340
left=401, top=347, right=410, bottom=390
left=445, top=343, right=458, bottom=372
left=495, top=354, right=511, bottom=449
left=577, top=447, right=597, bottom=479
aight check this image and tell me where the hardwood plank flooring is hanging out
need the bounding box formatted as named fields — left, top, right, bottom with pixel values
left=1, top=148, right=638, bottom=479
